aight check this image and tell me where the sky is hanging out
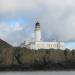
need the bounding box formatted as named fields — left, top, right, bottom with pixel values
left=0, top=0, right=75, bottom=49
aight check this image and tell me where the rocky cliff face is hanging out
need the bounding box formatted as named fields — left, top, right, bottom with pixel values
left=0, top=39, right=12, bottom=48
left=0, top=39, right=75, bottom=70
left=0, top=39, right=13, bottom=64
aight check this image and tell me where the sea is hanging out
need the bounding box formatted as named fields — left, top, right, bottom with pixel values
left=0, top=71, right=75, bottom=75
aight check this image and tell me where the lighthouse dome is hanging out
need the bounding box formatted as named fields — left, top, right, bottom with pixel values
left=35, top=22, right=40, bottom=27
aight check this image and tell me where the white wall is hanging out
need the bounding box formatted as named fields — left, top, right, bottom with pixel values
left=34, top=42, right=64, bottom=50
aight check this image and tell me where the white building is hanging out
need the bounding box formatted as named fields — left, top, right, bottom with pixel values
left=20, top=22, right=64, bottom=50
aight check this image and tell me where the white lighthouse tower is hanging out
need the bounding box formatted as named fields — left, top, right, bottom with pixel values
left=34, top=22, right=41, bottom=42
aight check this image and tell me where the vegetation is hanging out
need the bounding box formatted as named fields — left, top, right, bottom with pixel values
left=0, top=39, right=75, bottom=70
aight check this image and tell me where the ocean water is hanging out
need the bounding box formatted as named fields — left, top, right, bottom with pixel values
left=0, top=71, right=75, bottom=75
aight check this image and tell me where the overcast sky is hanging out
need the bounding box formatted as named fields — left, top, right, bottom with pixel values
left=0, top=0, right=75, bottom=49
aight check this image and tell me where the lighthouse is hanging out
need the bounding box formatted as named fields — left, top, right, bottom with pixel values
left=20, top=21, right=64, bottom=50
left=34, top=22, right=41, bottom=42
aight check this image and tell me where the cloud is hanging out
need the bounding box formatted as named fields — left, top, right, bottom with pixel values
left=0, top=0, right=39, bottom=13
left=0, top=23, right=23, bottom=45
left=13, top=23, right=23, bottom=31
left=0, top=22, right=35, bottom=46
left=38, top=0, right=75, bottom=42
left=0, top=0, right=75, bottom=46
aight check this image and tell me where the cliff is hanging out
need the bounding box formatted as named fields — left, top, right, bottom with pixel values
left=0, top=39, right=75, bottom=70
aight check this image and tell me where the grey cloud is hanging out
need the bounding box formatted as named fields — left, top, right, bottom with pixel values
left=0, top=23, right=34, bottom=46
left=0, top=0, right=75, bottom=46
